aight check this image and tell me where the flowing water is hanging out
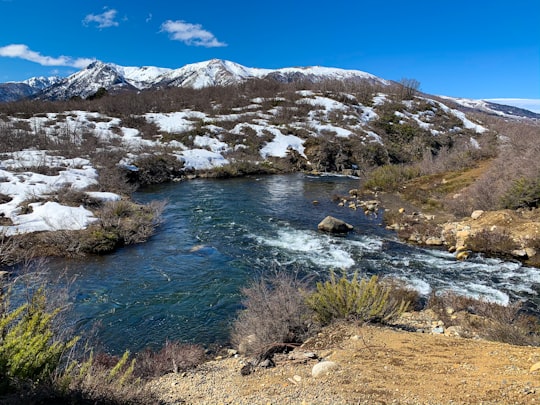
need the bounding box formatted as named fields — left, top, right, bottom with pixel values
left=22, top=174, right=540, bottom=353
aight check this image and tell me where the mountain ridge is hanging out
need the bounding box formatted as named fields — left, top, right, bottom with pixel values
left=0, top=58, right=538, bottom=120
left=0, top=58, right=390, bottom=102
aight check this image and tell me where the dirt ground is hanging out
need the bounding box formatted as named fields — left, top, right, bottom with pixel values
left=150, top=322, right=540, bottom=404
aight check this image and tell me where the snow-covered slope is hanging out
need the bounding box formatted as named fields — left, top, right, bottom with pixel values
left=156, top=59, right=270, bottom=88
left=22, top=76, right=62, bottom=90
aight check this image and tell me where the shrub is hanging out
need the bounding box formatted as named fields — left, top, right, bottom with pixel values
left=363, top=164, right=420, bottom=192
left=51, top=350, right=162, bottom=405
left=427, top=291, right=540, bottom=346
left=134, top=341, right=205, bottom=378
left=88, top=200, right=166, bottom=250
left=500, top=176, right=540, bottom=209
left=131, top=154, right=185, bottom=185
left=0, top=288, right=79, bottom=394
left=467, top=228, right=520, bottom=257
left=231, top=272, right=314, bottom=356
left=305, top=272, right=409, bottom=325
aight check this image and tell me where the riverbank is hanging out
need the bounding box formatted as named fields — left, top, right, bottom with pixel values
left=351, top=161, right=540, bottom=268
left=149, top=320, right=540, bottom=404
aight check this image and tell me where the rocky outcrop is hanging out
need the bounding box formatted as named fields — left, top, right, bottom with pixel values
left=441, top=209, right=540, bottom=264
left=317, top=216, right=353, bottom=233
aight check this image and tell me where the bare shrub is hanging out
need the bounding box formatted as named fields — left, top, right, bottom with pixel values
left=0, top=232, right=17, bottom=267
left=134, top=341, right=205, bottom=378
left=231, top=271, right=314, bottom=357
left=467, top=228, right=520, bottom=257
left=427, top=291, right=540, bottom=346
left=131, top=153, right=185, bottom=185
left=453, top=118, right=540, bottom=211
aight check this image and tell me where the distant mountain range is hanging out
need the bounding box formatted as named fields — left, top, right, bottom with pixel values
left=0, top=59, right=538, bottom=119
left=0, top=59, right=387, bottom=102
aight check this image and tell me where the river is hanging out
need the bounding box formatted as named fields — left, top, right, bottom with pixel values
left=22, top=174, right=540, bottom=353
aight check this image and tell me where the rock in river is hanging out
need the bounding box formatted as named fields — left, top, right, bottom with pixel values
left=318, top=216, right=353, bottom=234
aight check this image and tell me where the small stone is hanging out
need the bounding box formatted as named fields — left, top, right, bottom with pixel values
left=259, top=358, right=275, bottom=368
left=432, top=326, right=444, bottom=334
left=471, top=210, right=484, bottom=220
left=530, top=361, right=540, bottom=372
left=312, top=361, right=339, bottom=377
left=526, top=247, right=537, bottom=258
left=512, top=249, right=528, bottom=258
left=227, top=349, right=238, bottom=357
left=293, top=375, right=302, bottom=382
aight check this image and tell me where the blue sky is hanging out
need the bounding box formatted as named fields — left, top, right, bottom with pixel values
left=0, top=0, right=539, bottom=100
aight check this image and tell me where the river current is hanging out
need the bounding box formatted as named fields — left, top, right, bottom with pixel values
left=30, top=174, right=540, bottom=353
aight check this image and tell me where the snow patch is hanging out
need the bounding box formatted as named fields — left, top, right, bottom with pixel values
left=179, top=149, right=229, bottom=170
left=1, top=202, right=97, bottom=236
left=260, top=134, right=306, bottom=158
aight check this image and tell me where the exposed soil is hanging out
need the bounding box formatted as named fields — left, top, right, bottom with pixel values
left=150, top=322, right=540, bottom=404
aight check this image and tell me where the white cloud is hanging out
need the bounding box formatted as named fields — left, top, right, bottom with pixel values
left=83, top=9, right=119, bottom=29
left=160, top=20, right=226, bottom=48
left=0, top=44, right=94, bottom=68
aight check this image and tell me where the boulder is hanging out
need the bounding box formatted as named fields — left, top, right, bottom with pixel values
left=312, top=361, right=339, bottom=377
left=318, top=216, right=353, bottom=234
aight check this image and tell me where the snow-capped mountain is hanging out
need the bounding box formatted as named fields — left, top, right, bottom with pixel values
left=38, top=61, right=138, bottom=100
left=11, top=59, right=390, bottom=101
left=440, top=96, right=540, bottom=120
left=23, top=75, right=62, bottom=90
left=0, top=76, right=61, bottom=102
left=154, top=59, right=268, bottom=88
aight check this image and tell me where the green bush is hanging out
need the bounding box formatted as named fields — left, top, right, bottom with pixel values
left=500, top=176, right=540, bottom=209
left=0, top=288, right=78, bottom=394
left=305, top=272, right=409, bottom=325
left=363, top=164, right=420, bottom=192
